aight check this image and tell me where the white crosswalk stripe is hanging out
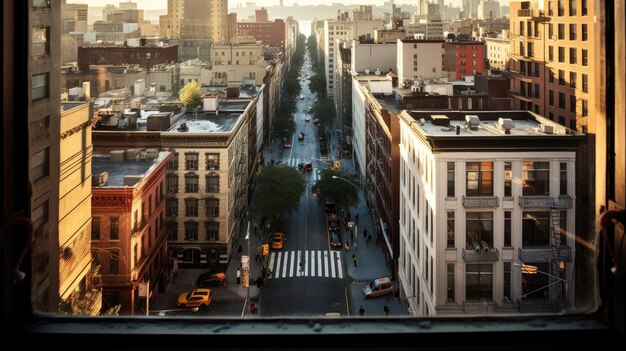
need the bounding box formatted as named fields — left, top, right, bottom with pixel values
left=268, top=250, right=344, bottom=279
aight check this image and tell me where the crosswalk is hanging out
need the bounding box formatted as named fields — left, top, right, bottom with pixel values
left=267, top=250, right=344, bottom=279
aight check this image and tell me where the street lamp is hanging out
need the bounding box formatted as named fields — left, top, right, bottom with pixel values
left=331, top=175, right=360, bottom=190
left=332, top=175, right=360, bottom=247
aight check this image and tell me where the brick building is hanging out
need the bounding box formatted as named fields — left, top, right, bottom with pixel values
left=77, top=44, right=178, bottom=72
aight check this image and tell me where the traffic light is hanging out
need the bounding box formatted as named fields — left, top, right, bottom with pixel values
left=262, top=244, right=269, bottom=256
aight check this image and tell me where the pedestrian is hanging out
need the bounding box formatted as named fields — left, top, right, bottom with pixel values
left=359, top=305, right=365, bottom=316
left=368, top=234, right=372, bottom=244
left=345, top=241, right=350, bottom=251
left=363, top=228, right=368, bottom=239
left=355, top=213, right=359, bottom=225
left=384, top=305, right=389, bottom=316
left=250, top=302, right=258, bottom=316
left=172, top=258, right=178, bottom=283
left=253, top=220, right=258, bottom=235
left=352, top=254, right=357, bottom=267
left=236, top=267, right=241, bottom=284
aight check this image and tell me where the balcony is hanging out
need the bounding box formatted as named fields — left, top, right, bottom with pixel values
left=462, top=247, right=500, bottom=262
left=462, top=196, right=499, bottom=208
left=518, top=246, right=573, bottom=262
left=516, top=9, right=547, bottom=19
left=518, top=196, right=573, bottom=209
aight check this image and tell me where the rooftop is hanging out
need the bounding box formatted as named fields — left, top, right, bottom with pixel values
left=405, top=110, right=581, bottom=138
left=92, top=151, right=170, bottom=187
left=168, top=108, right=243, bottom=133
left=61, top=101, right=88, bottom=112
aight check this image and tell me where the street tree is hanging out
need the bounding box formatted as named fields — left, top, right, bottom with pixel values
left=178, top=80, right=202, bottom=109
left=250, top=165, right=306, bottom=233
left=312, top=168, right=359, bottom=213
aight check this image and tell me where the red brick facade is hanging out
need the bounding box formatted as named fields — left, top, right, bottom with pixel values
left=78, top=45, right=178, bottom=72
left=236, top=20, right=285, bottom=48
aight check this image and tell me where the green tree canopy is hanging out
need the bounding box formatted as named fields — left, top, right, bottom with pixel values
left=178, top=80, right=202, bottom=109
left=312, top=168, right=359, bottom=212
left=250, top=165, right=306, bottom=231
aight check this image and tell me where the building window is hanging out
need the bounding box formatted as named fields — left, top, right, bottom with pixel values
left=32, top=200, right=49, bottom=229
left=522, top=211, right=551, bottom=246
left=185, top=198, right=198, bottom=217
left=548, top=1, right=554, bottom=16
left=166, top=199, right=178, bottom=217
left=206, top=198, right=219, bottom=217
left=32, top=72, right=49, bottom=101
left=133, top=244, right=138, bottom=266
left=206, top=153, right=220, bottom=170
left=582, top=24, right=588, bottom=41
left=466, top=212, right=494, bottom=250
left=207, top=222, right=218, bottom=242
left=32, top=26, right=50, bottom=56
left=560, top=162, right=568, bottom=195
left=558, top=47, right=565, bottom=62
left=534, top=84, right=540, bottom=99
left=582, top=74, right=588, bottom=92
left=447, top=211, right=455, bottom=248
left=447, top=263, right=455, bottom=303
left=570, top=95, right=577, bottom=113
left=92, top=217, right=100, bottom=240
left=558, top=69, right=565, bottom=86
left=569, top=23, right=577, bottom=40
left=110, top=217, right=119, bottom=240
left=570, top=71, right=577, bottom=88
left=548, top=23, right=553, bottom=39
left=30, top=147, right=49, bottom=182
left=30, top=115, right=50, bottom=142
left=558, top=0, right=565, bottom=16
left=503, top=262, right=512, bottom=302
left=185, top=153, right=198, bottom=170
left=166, top=174, right=178, bottom=193
left=109, top=251, right=119, bottom=274
left=569, top=48, right=577, bottom=64
left=582, top=99, right=588, bottom=116
left=503, top=161, right=512, bottom=196
left=184, top=221, right=199, bottom=241
left=504, top=211, right=512, bottom=247
left=559, top=92, right=566, bottom=109
left=522, top=161, right=550, bottom=196
left=184, top=173, right=199, bottom=193
left=582, top=49, right=588, bottom=66
left=549, top=70, right=554, bottom=83
left=582, top=0, right=588, bottom=15
left=534, top=62, right=540, bottom=78
left=466, top=263, right=493, bottom=301
left=558, top=23, right=564, bottom=39
left=206, top=175, right=219, bottom=193
left=465, top=162, right=493, bottom=196
left=167, top=152, right=178, bottom=170
left=447, top=162, right=455, bottom=197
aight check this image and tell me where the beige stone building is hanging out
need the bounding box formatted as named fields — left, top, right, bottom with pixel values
left=396, top=39, right=446, bottom=86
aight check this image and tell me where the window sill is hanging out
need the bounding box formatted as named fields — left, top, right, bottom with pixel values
left=12, top=313, right=623, bottom=350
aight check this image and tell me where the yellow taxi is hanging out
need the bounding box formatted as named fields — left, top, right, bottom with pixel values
left=271, top=232, right=285, bottom=250
left=177, top=288, right=212, bottom=308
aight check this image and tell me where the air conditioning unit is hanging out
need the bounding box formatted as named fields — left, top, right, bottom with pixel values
left=538, top=124, right=554, bottom=134
left=92, top=172, right=109, bottom=186
left=465, top=115, right=480, bottom=131
left=480, top=240, right=490, bottom=252
left=498, top=118, right=515, bottom=134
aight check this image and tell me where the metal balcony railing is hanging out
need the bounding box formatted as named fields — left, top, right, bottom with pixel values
left=462, top=247, right=500, bottom=262
left=518, top=246, right=573, bottom=262
left=518, top=196, right=573, bottom=209
left=462, top=195, right=499, bottom=208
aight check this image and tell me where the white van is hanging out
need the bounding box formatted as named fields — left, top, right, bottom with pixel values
left=362, top=277, right=394, bottom=298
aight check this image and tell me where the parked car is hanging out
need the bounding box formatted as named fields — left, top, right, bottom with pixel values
left=329, top=231, right=342, bottom=249
left=196, top=272, right=226, bottom=288
left=177, top=288, right=212, bottom=308
left=305, top=115, right=310, bottom=122
left=327, top=213, right=340, bottom=231
left=362, top=277, right=394, bottom=298
left=271, top=232, right=285, bottom=249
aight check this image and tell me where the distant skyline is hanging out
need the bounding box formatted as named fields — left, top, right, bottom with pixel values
left=69, top=0, right=509, bottom=11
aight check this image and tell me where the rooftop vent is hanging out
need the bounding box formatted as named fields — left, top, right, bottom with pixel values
left=431, top=114, right=450, bottom=127
left=375, top=68, right=381, bottom=75
left=538, top=124, right=554, bottom=134
left=498, top=118, right=515, bottom=134
left=365, top=68, right=370, bottom=75
left=92, top=172, right=109, bottom=186
left=465, top=115, right=480, bottom=130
